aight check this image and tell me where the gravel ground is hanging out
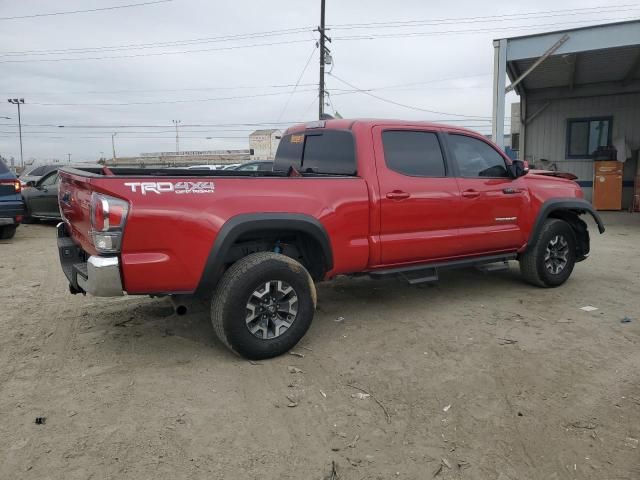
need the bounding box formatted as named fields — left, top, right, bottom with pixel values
left=1, top=213, right=639, bottom=480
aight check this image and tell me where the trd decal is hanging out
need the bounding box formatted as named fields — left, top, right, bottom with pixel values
left=124, top=181, right=215, bottom=195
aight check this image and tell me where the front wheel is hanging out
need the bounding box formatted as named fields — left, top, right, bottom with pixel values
left=519, top=218, right=576, bottom=287
left=211, top=252, right=316, bottom=360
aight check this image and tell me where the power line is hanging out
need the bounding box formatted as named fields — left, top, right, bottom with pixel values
left=0, top=126, right=293, bottom=134
left=327, top=73, right=492, bottom=94
left=3, top=73, right=490, bottom=98
left=28, top=88, right=318, bottom=106
left=0, top=122, right=305, bottom=129
left=328, top=4, right=639, bottom=29
left=333, top=15, right=640, bottom=41
left=0, top=27, right=314, bottom=57
left=4, top=83, right=319, bottom=96
left=0, top=0, right=172, bottom=21
left=0, top=135, right=249, bottom=139
left=278, top=44, right=318, bottom=121
left=328, top=73, right=490, bottom=119
left=0, top=38, right=314, bottom=64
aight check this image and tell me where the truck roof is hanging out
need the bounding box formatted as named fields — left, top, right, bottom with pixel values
left=284, top=118, right=481, bottom=136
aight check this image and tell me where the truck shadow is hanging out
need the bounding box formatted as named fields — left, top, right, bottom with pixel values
left=88, top=265, right=528, bottom=359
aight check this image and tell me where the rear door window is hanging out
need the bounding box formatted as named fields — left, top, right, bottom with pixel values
left=274, top=130, right=356, bottom=175
left=237, top=163, right=259, bottom=171
left=40, top=172, right=59, bottom=187
left=382, top=131, right=446, bottom=177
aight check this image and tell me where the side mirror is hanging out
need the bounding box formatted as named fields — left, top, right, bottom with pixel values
left=26, top=180, right=36, bottom=188
left=508, top=159, right=529, bottom=178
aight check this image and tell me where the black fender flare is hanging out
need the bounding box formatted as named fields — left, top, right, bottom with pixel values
left=528, top=198, right=605, bottom=248
left=196, top=213, right=333, bottom=295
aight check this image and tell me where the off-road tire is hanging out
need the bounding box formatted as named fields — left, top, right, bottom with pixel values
left=519, top=218, right=576, bottom=287
left=0, top=225, right=17, bottom=239
left=211, top=252, right=316, bottom=360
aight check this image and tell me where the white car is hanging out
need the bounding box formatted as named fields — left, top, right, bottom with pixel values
left=185, top=165, right=222, bottom=170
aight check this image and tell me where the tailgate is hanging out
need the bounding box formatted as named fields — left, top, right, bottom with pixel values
left=58, top=170, right=103, bottom=255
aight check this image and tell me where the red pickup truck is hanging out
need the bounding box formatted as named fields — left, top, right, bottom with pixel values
left=57, top=119, right=604, bottom=359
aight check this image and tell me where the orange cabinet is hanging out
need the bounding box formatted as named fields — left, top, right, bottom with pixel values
left=593, top=161, right=623, bottom=211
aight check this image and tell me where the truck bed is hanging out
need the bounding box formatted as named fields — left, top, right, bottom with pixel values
left=57, top=165, right=371, bottom=294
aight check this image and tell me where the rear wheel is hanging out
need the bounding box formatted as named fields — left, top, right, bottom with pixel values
left=519, top=218, right=576, bottom=287
left=0, top=225, right=17, bottom=239
left=211, top=252, right=316, bottom=360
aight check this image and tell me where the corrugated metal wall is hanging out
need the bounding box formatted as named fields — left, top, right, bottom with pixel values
left=524, top=93, right=640, bottom=204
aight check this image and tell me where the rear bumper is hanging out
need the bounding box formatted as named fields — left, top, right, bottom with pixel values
left=0, top=200, right=24, bottom=225
left=57, top=222, right=124, bottom=297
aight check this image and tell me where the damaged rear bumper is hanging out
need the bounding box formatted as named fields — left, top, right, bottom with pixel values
left=57, top=222, right=124, bottom=297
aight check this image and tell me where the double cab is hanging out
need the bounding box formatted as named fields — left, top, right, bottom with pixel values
left=57, top=119, right=604, bottom=359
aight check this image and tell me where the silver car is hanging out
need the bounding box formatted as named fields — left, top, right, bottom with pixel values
left=19, top=164, right=58, bottom=186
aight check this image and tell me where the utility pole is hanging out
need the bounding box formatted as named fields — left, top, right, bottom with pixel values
left=67, top=153, right=71, bottom=164
left=316, top=0, right=331, bottom=120
left=7, top=98, right=25, bottom=169
left=111, top=133, right=117, bottom=162
left=172, top=119, right=181, bottom=153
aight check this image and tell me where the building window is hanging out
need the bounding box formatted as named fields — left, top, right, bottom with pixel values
left=566, top=117, right=612, bottom=158
left=511, top=133, right=520, bottom=151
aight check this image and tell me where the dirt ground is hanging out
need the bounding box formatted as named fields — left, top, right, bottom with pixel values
left=1, top=213, right=639, bottom=480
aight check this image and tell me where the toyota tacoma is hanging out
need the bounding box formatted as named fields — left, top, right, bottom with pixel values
left=56, top=119, right=604, bottom=359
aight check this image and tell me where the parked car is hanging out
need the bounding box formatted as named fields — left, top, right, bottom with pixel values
left=0, top=158, right=24, bottom=239
left=56, top=119, right=604, bottom=359
left=19, top=164, right=58, bottom=186
left=234, top=161, right=274, bottom=171
left=185, top=165, right=222, bottom=171
left=22, top=170, right=61, bottom=222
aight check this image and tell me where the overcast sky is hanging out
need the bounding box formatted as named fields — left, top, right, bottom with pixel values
left=0, top=0, right=637, bottom=165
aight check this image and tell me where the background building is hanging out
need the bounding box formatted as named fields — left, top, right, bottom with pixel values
left=107, top=149, right=250, bottom=167
left=249, top=129, right=282, bottom=160
left=492, top=20, right=640, bottom=209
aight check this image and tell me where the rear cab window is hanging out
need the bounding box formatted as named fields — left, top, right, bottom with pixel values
left=0, top=159, right=10, bottom=175
left=274, top=129, right=356, bottom=175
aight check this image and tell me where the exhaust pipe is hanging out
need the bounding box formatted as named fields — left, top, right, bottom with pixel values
left=170, top=296, right=188, bottom=316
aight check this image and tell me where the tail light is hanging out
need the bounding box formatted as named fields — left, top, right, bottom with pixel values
left=0, top=179, right=21, bottom=193
left=90, top=192, right=129, bottom=254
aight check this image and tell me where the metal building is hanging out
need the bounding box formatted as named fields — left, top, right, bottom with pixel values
left=492, top=20, right=640, bottom=208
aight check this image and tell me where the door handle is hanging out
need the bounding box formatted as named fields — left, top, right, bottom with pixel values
left=386, top=190, right=411, bottom=200
left=462, top=189, right=480, bottom=199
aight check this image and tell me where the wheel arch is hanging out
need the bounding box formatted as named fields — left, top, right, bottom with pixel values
left=196, top=213, right=333, bottom=296
left=526, top=198, right=605, bottom=260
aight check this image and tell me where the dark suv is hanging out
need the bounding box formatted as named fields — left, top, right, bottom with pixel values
left=0, top=158, right=24, bottom=239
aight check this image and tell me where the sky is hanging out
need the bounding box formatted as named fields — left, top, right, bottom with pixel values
left=0, top=0, right=638, bottom=165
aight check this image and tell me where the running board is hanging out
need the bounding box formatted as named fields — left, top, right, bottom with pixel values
left=369, top=253, right=517, bottom=285
left=476, top=261, right=511, bottom=274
